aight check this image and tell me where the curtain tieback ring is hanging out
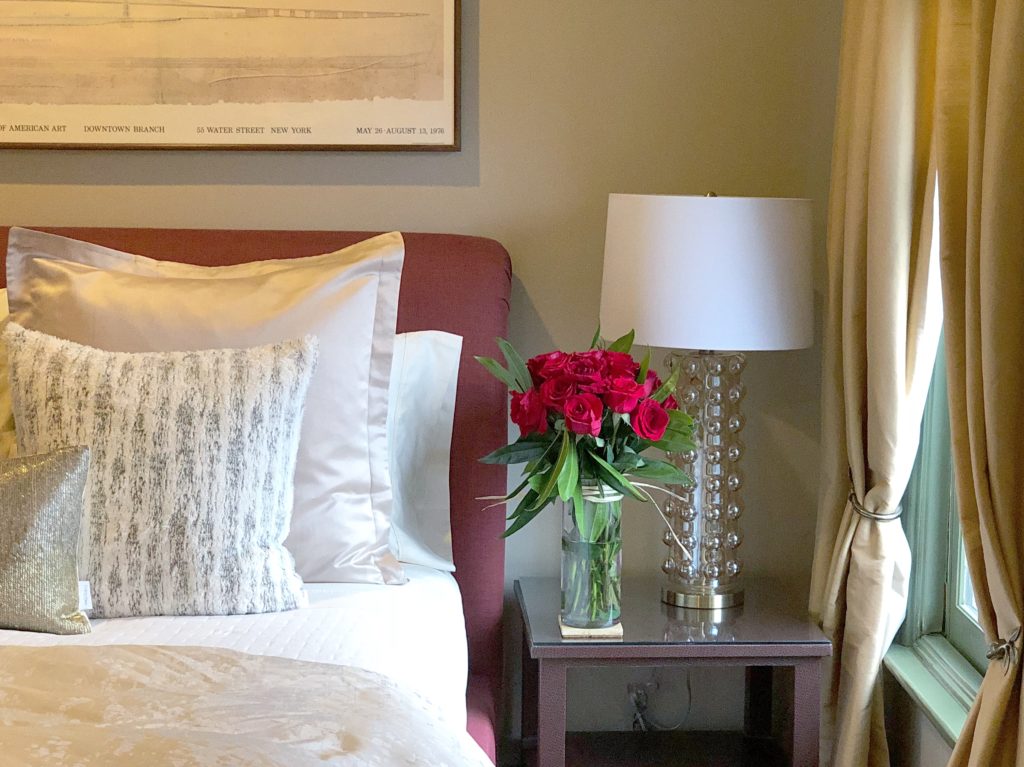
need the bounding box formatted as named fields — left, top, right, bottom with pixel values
left=848, top=490, right=902, bottom=521
left=986, top=626, right=1021, bottom=674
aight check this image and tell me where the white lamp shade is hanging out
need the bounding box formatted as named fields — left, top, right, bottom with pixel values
left=600, top=194, right=814, bottom=351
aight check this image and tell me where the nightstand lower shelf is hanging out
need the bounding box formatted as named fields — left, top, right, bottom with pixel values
left=524, top=731, right=787, bottom=767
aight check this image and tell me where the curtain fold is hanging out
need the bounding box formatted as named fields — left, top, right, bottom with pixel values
left=808, top=1, right=943, bottom=764
left=812, top=0, right=1022, bottom=762
left=935, top=1, right=1024, bottom=765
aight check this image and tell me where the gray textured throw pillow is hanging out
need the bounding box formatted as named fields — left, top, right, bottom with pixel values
left=4, top=323, right=318, bottom=619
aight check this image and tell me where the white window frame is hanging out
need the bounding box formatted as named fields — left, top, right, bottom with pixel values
left=885, top=338, right=985, bottom=745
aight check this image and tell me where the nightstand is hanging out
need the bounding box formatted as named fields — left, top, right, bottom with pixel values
left=515, top=577, right=831, bottom=767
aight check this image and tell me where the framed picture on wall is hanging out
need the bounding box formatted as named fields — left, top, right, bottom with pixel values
left=0, top=0, right=458, bottom=150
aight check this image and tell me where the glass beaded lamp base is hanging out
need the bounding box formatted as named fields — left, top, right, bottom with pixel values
left=660, top=350, right=748, bottom=611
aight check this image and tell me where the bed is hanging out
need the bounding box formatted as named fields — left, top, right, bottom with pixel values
left=0, top=228, right=511, bottom=765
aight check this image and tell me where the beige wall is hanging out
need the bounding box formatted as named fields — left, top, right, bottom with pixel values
left=0, top=0, right=844, bottom=737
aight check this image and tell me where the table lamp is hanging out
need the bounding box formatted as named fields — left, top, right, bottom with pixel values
left=599, top=193, right=813, bottom=609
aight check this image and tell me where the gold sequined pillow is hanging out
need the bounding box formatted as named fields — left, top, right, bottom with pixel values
left=0, top=446, right=91, bottom=635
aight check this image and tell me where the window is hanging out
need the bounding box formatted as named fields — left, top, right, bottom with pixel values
left=885, top=336, right=985, bottom=745
left=946, top=503, right=987, bottom=671
left=902, top=337, right=986, bottom=669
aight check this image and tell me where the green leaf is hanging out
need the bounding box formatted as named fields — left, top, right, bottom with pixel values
left=557, top=437, right=579, bottom=502
left=654, top=433, right=698, bottom=454
left=571, top=483, right=586, bottom=535
left=650, top=365, right=681, bottom=403
left=628, top=459, right=692, bottom=485
left=612, top=452, right=643, bottom=474
left=670, top=408, right=694, bottom=426
left=637, top=349, right=651, bottom=385
left=503, top=507, right=545, bottom=537
left=475, top=356, right=519, bottom=392
left=654, top=410, right=695, bottom=438
left=652, top=411, right=698, bottom=453
left=589, top=504, right=609, bottom=544
left=496, top=337, right=531, bottom=393
left=503, top=491, right=549, bottom=536
left=655, top=410, right=693, bottom=434
left=506, top=489, right=540, bottom=520
left=667, top=409, right=695, bottom=430
left=498, top=473, right=534, bottom=505
left=480, top=437, right=553, bottom=465
left=655, top=415, right=696, bottom=440
left=607, top=329, right=635, bottom=354
left=587, top=451, right=645, bottom=500
left=589, top=325, right=602, bottom=350
left=529, top=430, right=571, bottom=511
left=524, top=455, right=553, bottom=475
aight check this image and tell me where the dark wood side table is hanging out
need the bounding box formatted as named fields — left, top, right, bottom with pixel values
left=515, top=577, right=831, bottom=767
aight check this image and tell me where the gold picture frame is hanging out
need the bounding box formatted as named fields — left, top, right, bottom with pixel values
left=0, top=0, right=459, bottom=150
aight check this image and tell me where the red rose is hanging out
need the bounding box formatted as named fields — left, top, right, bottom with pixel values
left=633, top=398, right=669, bottom=441
left=540, top=375, right=577, bottom=412
left=527, top=351, right=571, bottom=385
left=605, top=351, right=639, bottom=379
left=511, top=388, right=548, bottom=435
left=641, top=370, right=662, bottom=397
left=661, top=393, right=680, bottom=411
left=568, top=351, right=608, bottom=394
left=563, top=393, right=604, bottom=436
left=604, top=375, right=644, bottom=414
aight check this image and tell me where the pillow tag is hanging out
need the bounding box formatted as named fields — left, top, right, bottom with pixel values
left=78, top=581, right=92, bottom=611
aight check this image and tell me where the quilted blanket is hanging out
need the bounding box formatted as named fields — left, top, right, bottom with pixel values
left=0, top=645, right=491, bottom=766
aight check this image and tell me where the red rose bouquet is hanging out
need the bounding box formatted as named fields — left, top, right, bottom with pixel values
left=477, top=329, right=696, bottom=536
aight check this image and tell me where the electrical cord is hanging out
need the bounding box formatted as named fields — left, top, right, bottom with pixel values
left=630, top=686, right=650, bottom=732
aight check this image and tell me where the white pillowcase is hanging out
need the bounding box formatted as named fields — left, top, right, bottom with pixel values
left=387, top=331, right=462, bottom=572
left=6, top=228, right=405, bottom=585
left=0, top=281, right=464, bottom=575
left=4, top=323, right=317, bottom=619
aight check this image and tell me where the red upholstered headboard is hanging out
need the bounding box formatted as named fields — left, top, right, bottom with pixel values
left=0, top=227, right=511, bottom=761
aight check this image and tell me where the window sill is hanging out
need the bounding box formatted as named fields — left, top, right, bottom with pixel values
left=884, top=634, right=982, bottom=747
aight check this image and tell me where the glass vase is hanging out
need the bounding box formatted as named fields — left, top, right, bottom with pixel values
left=560, top=482, right=623, bottom=629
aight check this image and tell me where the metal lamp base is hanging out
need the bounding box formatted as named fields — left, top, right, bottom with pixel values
left=661, top=583, right=744, bottom=610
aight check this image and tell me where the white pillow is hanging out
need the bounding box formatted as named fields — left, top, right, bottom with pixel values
left=6, top=228, right=405, bottom=585
left=4, top=323, right=317, bottom=618
left=387, top=331, right=462, bottom=572
left=0, top=287, right=463, bottom=574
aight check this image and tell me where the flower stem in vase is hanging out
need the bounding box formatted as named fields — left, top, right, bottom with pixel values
left=561, top=484, right=623, bottom=629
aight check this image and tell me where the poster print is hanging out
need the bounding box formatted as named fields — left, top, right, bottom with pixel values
left=0, top=0, right=458, bottom=149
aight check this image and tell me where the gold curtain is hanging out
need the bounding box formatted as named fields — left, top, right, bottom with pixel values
left=934, top=1, right=1024, bottom=765
left=808, top=1, right=943, bottom=765
left=814, top=0, right=1024, bottom=762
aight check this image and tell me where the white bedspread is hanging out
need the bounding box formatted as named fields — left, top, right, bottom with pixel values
left=0, top=565, right=469, bottom=728
left=0, top=645, right=491, bottom=766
